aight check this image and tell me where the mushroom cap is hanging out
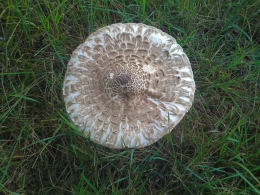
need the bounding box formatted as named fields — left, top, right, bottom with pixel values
left=63, top=23, right=195, bottom=149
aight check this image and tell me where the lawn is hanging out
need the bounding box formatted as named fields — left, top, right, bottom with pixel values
left=0, top=0, right=259, bottom=194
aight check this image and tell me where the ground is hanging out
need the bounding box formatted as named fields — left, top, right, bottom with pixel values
left=0, top=0, right=259, bottom=194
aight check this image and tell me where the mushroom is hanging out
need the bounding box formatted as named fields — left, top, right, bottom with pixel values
left=63, top=23, right=195, bottom=149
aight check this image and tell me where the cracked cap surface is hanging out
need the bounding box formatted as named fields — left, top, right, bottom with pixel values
left=63, top=23, right=196, bottom=149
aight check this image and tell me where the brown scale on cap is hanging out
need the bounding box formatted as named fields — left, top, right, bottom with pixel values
left=63, top=23, right=195, bottom=149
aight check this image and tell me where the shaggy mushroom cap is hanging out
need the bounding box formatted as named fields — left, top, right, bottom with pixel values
left=63, top=23, right=195, bottom=149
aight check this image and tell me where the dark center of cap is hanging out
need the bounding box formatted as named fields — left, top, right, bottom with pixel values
left=115, top=73, right=129, bottom=86
left=104, top=71, right=145, bottom=99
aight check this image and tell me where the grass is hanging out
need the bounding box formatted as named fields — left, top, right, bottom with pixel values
left=0, top=0, right=259, bottom=194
